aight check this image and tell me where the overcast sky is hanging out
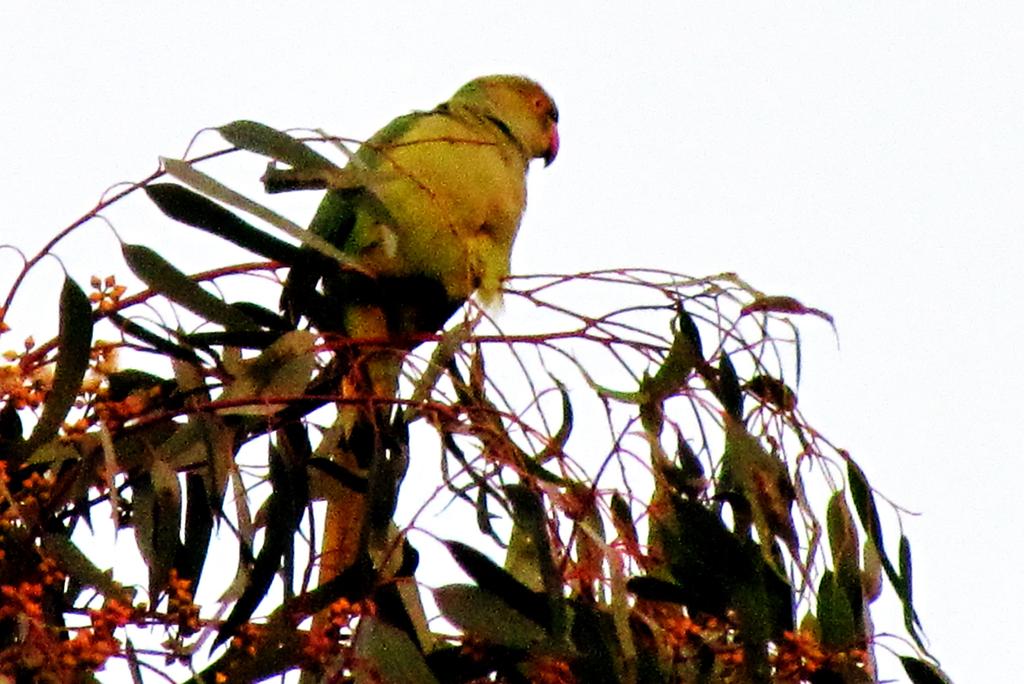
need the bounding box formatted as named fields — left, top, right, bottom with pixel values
left=3, top=4, right=1022, bottom=681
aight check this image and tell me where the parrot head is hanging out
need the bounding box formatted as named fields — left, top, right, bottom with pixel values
left=451, top=74, right=559, bottom=166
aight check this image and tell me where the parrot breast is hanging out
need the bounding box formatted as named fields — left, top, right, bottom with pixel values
left=349, top=110, right=531, bottom=304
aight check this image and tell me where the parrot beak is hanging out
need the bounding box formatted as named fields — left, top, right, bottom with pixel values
left=544, top=124, right=559, bottom=166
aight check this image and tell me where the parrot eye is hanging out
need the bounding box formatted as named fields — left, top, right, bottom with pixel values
left=533, top=96, right=558, bottom=123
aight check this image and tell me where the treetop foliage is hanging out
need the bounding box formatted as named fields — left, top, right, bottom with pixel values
left=0, top=122, right=951, bottom=683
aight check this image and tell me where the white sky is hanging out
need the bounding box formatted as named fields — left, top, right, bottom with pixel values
left=3, top=4, right=1022, bottom=681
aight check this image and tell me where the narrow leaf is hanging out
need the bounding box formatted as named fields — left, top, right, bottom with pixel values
left=862, top=540, right=883, bottom=603
left=505, top=484, right=566, bottom=638
left=26, top=277, right=92, bottom=451
left=741, top=295, right=834, bottom=325
left=817, top=570, right=856, bottom=648
left=827, top=490, right=860, bottom=576
left=625, top=576, right=690, bottom=604
left=609, top=493, right=641, bottom=560
left=41, top=533, right=133, bottom=603
left=899, top=534, right=927, bottom=651
left=176, top=473, right=213, bottom=587
left=847, top=460, right=899, bottom=586
left=900, top=657, right=953, bottom=684
left=444, top=540, right=549, bottom=628
left=145, top=183, right=302, bottom=264
left=218, top=120, right=337, bottom=170
left=644, top=305, right=703, bottom=402
left=122, top=243, right=256, bottom=330
left=716, top=352, right=743, bottom=421
left=536, top=380, right=573, bottom=463
left=109, top=312, right=200, bottom=364
left=434, top=584, right=547, bottom=649
left=148, top=459, right=183, bottom=599
left=217, top=330, right=317, bottom=415
left=353, top=616, right=439, bottom=684
left=745, top=374, right=797, bottom=411
left=161, top=157, right=368, bottom=274
left=899, top=534, right=914, bottom=607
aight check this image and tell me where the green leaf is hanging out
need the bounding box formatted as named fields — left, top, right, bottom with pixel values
left=105, top=369, right=167, bottom=401
left=353, top=616, right=439, bottom=684
left=160, top=157, right=368, bottom=274
left=900, top=657, right=954, bottom=684
left=443, top=540, right=549, bottom=628
left=899, top=534, right=927, bottom=651
left=847, top=460, right=901, bottom=595
left=862, top=539, right=883, bottom=602
left=817, top=570, right=856, bottom=649
left=26, top=438, right=80, bottom=466
left=138, top=459, right=182, bottom=600
left=505, top=485, right=556, bottom=589
left=609, top=493, right=640, bottom=559
left=505, top=484, right=567, bottom=639
left=625, top=576, right=690, bottom=604
left=660, top=496, right=749, bottom=614
left=826, top=489, right=866, bottom=636
left=157, top=412, right=234, bottom=507
left=744, top=374, right=797, bottom=411
left=720, top=420, right=797, bottom=557
left=217, top=330, right=317, bottom=415
left=41, top=533, right=133, bottom=603
left=218, top=120, right=337, bottom=170
left=154, top=456, right=183, bottom=546
left=145, top=183, right=302, bottom=264
left=657, top=431, right=706, bottom=499
left=899, top=534, right=914, bottom=606
left=537, top=380, right=573, bottom=463
left=215, top=430, right=309, bottom=650
left=435, top=584, right=547, bottom=649
left=109, top=312, right=200, bottom=364
left=122, top=243, right=257, bottom=330
left=176, top=473, right=213, bottom=588
left=827, top=490, right=860, bottom=578
left=716, top=352, right=743, bottom=421
left=643, top=305, right=703, bottom=402
left=25, top=277, right=93, bottom=452
left=567, top=599, right=626, bottom=684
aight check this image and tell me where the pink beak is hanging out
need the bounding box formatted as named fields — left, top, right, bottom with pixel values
left=544, top=124, right=559, bottom=166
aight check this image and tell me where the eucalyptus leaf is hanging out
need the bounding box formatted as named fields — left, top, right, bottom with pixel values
left=827, top=489, right=860, bottom=578
left=715, top=351, right=743, bottom=421
left=41, top=533, right=133, bottom=603
left=161, top=157, right=368, bottom=274
left=217, top=330, right=317, bottom=415
left=642, top=305, right=703, bottom=403
left=145, top=183, right=302, bottom=264
left=26, top=277, right=92, bottom=452
left=218, top=120, right=337, bottom=169
left=720, top=420, right=797, bottom=558
left=123, top=243, right=257, bottom=330
left=434, top=584, right=547, bottom=649
left=900, top=657, right=954, bottom=684
left=353, top=616, right=439, bottom=684
left=444, top=540, right=549, bottom=628
left=817, top=570, right=856, bottom=649
left=847, top=460, right=901, bottom=592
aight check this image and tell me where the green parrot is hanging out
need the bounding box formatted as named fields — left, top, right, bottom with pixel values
left=283, top=74, right=559, bottom=338
left=281, top=75, right=559, bottom=584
